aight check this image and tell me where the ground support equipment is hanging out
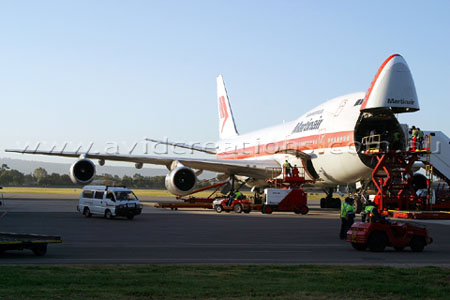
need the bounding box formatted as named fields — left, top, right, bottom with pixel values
left=0, top=232, right=62, bottom=256
left=370, top=150, right=424, bottom=211
left=387, top=210, right=450, bottom=220
left=261, top=172, right=313, bottom=215
left=366, top=145, right=450, bottom=218
left=157, top=181, right=230, bottom=210
left=347, top=221, right=432, bottom=252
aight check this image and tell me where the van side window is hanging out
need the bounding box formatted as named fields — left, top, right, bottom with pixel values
left=94, top=191, right=104, bottom=199
left=106, top=192, right=115, bottom=202
left=82, top=190, right=94, bottom=198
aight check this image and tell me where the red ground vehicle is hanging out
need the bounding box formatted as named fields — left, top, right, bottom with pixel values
left=213, top=198, right=252, bottom=213
left=347, top=221, right=433, bottom=252
left=261, top=188, right=308, bottom=215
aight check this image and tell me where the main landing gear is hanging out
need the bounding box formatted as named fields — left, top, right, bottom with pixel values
left=320, top=188, right=341, bottom=209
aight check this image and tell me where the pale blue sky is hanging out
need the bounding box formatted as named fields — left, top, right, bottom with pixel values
left=1, top=0, right=450, bottom=164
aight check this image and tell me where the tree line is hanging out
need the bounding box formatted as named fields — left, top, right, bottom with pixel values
left=0, top=164, right=169, bottom=189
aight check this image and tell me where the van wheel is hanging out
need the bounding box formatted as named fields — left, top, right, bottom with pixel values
left=105, top=210, right=113, bottom=219
left=83, top=207, right=92, bottom=218
left=126, top=214, right=134, bottom=220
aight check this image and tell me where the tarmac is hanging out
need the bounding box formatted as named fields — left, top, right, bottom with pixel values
left=0, top=193, right=449, bottom=265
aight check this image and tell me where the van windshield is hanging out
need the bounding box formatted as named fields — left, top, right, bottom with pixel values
left=114, top=191, right=138, bottom=201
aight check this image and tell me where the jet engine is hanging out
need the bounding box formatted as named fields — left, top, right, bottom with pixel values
left=165, top=166, right=197, bottom=196
left=69, top=159, right=96, bottom=185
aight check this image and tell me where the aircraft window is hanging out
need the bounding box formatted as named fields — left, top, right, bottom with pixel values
left=354, top=99, right=364, bottom=106
left=94, top=191, right=104, bottom=199
left=82, top=191, right=94, bottom=198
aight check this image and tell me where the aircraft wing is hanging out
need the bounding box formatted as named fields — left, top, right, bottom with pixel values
left=5, top=149, right=281, bottom=178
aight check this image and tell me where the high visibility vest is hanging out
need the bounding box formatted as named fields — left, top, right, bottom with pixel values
left=411, top=129, right=418, bottom=138
left=393, top=132, right=400, bottom=141
left=418, top=130, right=424, bottom=139
left=340, top=202, right=354, bottom=219
left=234, top=192, right=242, bottom=200
left=364, top=205, right=376, bottom=214
left=284, top=162, right=291, bottom=169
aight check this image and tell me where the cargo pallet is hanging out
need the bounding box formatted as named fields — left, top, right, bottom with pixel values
left=156, top=203, right=213, bottom=210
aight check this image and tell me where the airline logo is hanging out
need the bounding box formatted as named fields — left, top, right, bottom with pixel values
left=218, top=96, right=229, bottom=133
left=292, top=118, right=324, bottom=134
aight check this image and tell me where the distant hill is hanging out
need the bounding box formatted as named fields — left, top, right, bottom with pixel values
left=0, top=157, right=215, bottom=179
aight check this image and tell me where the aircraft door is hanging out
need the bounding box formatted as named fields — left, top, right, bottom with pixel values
left=318, top=128, right=327, bottom=155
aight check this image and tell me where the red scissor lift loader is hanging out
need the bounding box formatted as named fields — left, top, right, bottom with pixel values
left=371, top=150, right=424, bottom=212
left=365, top=133, right=450, bottom=219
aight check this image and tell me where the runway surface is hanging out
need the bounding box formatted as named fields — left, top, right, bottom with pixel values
left=0, top=194, right=449, bottom=265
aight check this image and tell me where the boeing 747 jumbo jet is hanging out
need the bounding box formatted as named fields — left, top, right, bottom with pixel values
left=7, top=54, right=419, bottom=206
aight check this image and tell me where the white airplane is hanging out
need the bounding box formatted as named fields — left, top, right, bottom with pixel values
left=7, top=54, right=420, bottom=206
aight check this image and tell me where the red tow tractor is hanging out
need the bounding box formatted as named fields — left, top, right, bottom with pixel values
left=347, top=221, right=433, bottom=252
left=213, top=198, right=252, bottom=214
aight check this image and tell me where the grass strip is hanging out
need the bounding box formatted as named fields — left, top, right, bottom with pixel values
left=0, top=265, right=448, bottom=299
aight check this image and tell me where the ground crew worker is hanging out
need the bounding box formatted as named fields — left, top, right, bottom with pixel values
left=417, top=128, right=424, bottom=150
left=284, top=160, right=292, bottom=177
left=410, top=126, right=418, bottom=151
left=234, top=191, right=243, bottom=200
left=292, top=165, right=299, bottom=177
left=392, top=131, right=401, bottom=150
left=361, top=201, right=380, bottom=223
left=227, top=191, right=242, bottom=206
left=339, top=197, right=355, bottom=240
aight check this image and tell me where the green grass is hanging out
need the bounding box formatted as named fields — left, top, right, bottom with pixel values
left=0, top=265, right=448, bottom=299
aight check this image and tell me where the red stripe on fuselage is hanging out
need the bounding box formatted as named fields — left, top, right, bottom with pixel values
left=217, top=131, right=355, bottom=160
left=360, top=54, right=400, bottom=110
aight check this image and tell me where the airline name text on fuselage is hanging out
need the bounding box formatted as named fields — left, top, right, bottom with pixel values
left=292, top=118, right=324, bottom=134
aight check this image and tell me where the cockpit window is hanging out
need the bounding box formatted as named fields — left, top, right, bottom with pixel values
left=114, top=191, right=138, bottom=201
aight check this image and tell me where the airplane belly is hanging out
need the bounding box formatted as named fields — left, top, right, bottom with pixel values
left=312, top=147, right=372, bottom=184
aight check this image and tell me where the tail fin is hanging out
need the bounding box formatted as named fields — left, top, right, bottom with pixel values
left=361, top=54, right=419, bottom=113
left=217, top=75, right=239, bottom=139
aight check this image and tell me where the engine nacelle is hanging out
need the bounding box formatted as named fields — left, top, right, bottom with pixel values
left=165, top=166, right=197, bottom=196
left=70, top=159, right=96, bottom=185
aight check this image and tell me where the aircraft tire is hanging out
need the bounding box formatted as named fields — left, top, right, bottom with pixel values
left=320, top=198, right=326, bottom=208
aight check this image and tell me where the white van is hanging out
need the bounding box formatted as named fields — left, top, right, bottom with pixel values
left=77, top=186, right=142, bottom=220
